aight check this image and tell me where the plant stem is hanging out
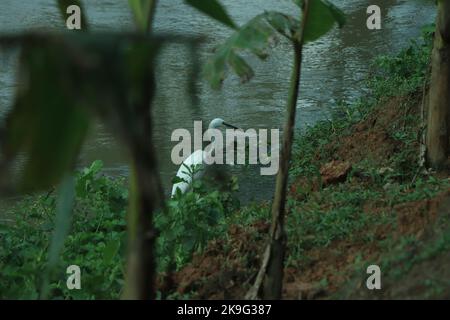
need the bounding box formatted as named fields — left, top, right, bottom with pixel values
left=262, top=0, right=310, bottom=300
left=146, top=0, right=158, bottom=35
left=123, top=0, right=163, bottom=300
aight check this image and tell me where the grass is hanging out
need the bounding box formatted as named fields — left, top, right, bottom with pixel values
left=0, top=161, right=128, bottom=299
left=274, top=23, right=450, bottom=298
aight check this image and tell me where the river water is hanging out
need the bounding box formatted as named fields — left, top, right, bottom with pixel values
left=0, top=0, right=436, bottom=203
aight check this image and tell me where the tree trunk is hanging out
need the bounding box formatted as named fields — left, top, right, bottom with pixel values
left=426, top=0, right=450, bottom=168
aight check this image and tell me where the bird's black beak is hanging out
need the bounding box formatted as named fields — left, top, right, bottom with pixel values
left=223, top=122, right=240, bottom=130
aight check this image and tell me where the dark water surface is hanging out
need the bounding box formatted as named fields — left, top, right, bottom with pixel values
left=0, top=0, right=436, bottom=203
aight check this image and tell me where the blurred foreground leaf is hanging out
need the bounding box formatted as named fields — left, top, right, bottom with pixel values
left=0, top=33, right=202, bottom=193
left=40, top=174, right=75, bottom=299
left=5, top=43, right=90, bottom=190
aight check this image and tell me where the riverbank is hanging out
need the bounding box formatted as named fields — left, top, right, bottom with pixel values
left=165, top=25, right=450, bottom=299
left=2, top=25, right=449, bottom=300
left=168, top=92, right=450, bottom=299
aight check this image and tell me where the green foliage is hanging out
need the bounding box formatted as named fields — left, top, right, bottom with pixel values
left=286, top=186, right=389, bottom=262
left=291, top=119, right=337, bottom=179
left=157, top=164, right=240, bottom=271
left=284, top=25, right=450, bottom=271
left=203, top=11, right=301, bottom=88
left=204, top=0, right=345, bottom=89
left=0, top=33, right=167, bottom=194
left=368, top=25, right=433, bottom=99
left=290, top=25, right=435, bottom=183
left=204, top=13, right=278, bottom=88
left=0, top=161, right=240, bottom=298
left=361, top=211, right=450, bottom=299
left=40, top=174, right=76, bottom=299
left=298, top=0, right=346, bottom=43
left=285, top=173, right=450, bottom=265
left=0, top=161, right=128, bottom=299
left=3, top=44, right=90, bottom=191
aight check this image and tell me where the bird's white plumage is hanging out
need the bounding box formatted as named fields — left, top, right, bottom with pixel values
left=171, top=118, right=227, bottom=197
left=170, top=118, right=282, bottom=196
left=171, top=149, right=205, bottom=196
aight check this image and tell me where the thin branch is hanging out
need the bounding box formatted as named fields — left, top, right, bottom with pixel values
left=246, top=0, right=311, bottom=300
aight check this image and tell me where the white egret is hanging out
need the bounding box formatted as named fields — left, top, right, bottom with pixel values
left=171, top=118, right=239, bottom=197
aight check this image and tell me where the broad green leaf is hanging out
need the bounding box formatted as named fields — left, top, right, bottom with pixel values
left=295, top=0, right=345, bottom=43
left=227, top=51, right=254, bottom=82
left=204, top=1, right=345, bottom=88
left=185, top=0, right=237, bottom=29
left=204, top=12, right=299, bottom=89
left=265, top=11, right=300, bottom=40
left=203, top=46, right=228, bottom=89
left=322, top=1, right=346, bottom=27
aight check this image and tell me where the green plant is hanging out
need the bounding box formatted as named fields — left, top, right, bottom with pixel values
left=367, top=26, right=433, bottom=100
left=157, top=164, right=240, bottom=271
left=0, top=160, right=242, bottom=299
left=1, top=0, right=242, bottom=299
left=202, top=0, right=347, bottom=297
left=0, top=161, right=128, bottom=299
